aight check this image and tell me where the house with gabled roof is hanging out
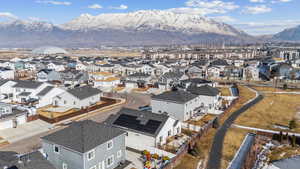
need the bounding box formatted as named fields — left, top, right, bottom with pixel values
left=106, top=108, right=181, bottom=149
left=52, top=86, right=101, bottom=109
left=42, top=120, right=126, bottom=169
left=151, top=89, right=201, bottom=121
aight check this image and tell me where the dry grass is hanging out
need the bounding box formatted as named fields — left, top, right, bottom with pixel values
left=221, top=128, right=250, bottom=169
left=174, top=154, right=199, bottom=169
left=220, top=86, right=256, bottom=125
left=235, top=93, right=300, bottom=133
left=187, top=114, right=217, bottom=126
left=195, top=128, right=218, bottom=159
left=219, top=87, right=232, bottom=96
left=253, top=86, right=300, bottom=93
left=132, top=87, right=150, bottom=92
left=268, top=145, right=300, bottom=162
left=114, top=86, right=125, bottom=92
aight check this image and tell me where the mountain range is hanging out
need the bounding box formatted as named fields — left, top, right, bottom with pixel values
left=0, top=10, right=298, bottom=48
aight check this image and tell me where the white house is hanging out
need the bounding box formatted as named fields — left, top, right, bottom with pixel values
left=0, top=68, right=14, bottom=79
left=52, top=86, right=101, bottom=109
left=0, top=103, right=27, bottom=130
left=106, top=108, right=181, bottom=149
left=47, top=62, right=65, bottom=72
left=36, top=86, right=65, bottom=108
left=187, top=85, right=222, bottom=114
left=151, top=90, right=200, bottom=121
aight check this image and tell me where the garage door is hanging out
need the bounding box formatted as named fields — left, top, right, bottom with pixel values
left=16, top=115, right=27, bottom=125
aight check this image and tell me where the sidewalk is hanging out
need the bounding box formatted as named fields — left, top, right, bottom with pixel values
left=0, top=120, right=53, bottom=143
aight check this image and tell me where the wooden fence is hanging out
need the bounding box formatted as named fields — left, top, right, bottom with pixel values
left=39, top=97, right=117, bottom=124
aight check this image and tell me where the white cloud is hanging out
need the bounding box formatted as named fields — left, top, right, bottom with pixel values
left=109, top=4, right=128, bottom=10
left=186, top=0, right=239, bottom=11
left=249, top=0, right=265, bottom=3
left=0, top=12, right=18, bottom=19
left=167, top=7, right=225, bottom=15
left=209, top=16, right=236, bottom=23
left=234, top=19, right=300, bottom=35
left=36, top=1, right=71, bottom=6
left=243, top=5, right=272, bottom=14
left=88, top=4, right=103, bottom=9
left=168, top=0, right=239, bottom=16
left=271, top=0, right=292, bottom=3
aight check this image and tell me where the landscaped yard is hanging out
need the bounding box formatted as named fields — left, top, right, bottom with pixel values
left=187, top=114, right=217, bottom=126
left=235, top=93, right=300, bottom=133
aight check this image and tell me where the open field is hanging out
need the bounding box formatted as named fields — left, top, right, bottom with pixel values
left=221, top=128, right=250, bottom=169
left=235, top=93, right=300, bottom=133
left=253, top=86, right=300, bottom=93
left=268, top=145, right=300, bottom=162
left=218, top=87, right=231, bottom=96
left=70, top=49, right=142, bottom=58
left=219, top=85, right=256, bottom=125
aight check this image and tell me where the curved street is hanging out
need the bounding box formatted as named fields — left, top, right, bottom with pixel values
left=206, top=87, right=264, bottom=169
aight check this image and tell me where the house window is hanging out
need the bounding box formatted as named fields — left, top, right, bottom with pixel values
left=87, top=149, right=95, bottom=161
left=168, top=130, right=172, bottom=136
left=64, top=100, right=67, bottom=104
left=53, top=145, right=59, bottom=154
left=107, top=140, right=113, bottom=150
left=106, top=155, right=114, bottom=167
left=99, top=161, right=105, bottom=169
left=159, top=136, right=163, bottom=143
left=117, top=150, right=122, bottom=158
left=89, top=166, right=96, bottom=169
left=73, top=101, right=76, bottom=105
left=62, top=163, right=67, bottom=169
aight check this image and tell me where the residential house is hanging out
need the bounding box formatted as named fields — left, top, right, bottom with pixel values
left=0, top=151, right=56, bottom=169
left=151, top=90, right=200, bottom=121
left=36, top=69, right=61, bottom=82
left=0, top=103, right=27, bottom=130
left=0, top=67, right=14, bottom=79
left=36, top=86, right=65, bottom=108
left=187, top=85, right=222, bottom=114
left=126, top=72, right=151, bottom=88
left=106, top=108, right=181, bottom=150
left=158, top=71, right=188, bottom=90
left=41, top=120, right=126, bottom=169
left=47, top=62, right=65, bottom=72
left=52, top=86, right=101, bottom=109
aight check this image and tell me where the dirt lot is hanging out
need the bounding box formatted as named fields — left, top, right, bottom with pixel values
left=235, top=93, right=300, bottom=133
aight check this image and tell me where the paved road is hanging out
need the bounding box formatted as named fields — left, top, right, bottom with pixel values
left=206, top=89, right=264, bottom=169
left=0, top=92, right=150, bottom=153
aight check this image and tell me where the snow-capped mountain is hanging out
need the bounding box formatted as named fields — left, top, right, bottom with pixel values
left=0, top=10, right=254, bottom=48
left=62, top=10, right=245, bottom=36
left=273, top=25, right=300, bottom=42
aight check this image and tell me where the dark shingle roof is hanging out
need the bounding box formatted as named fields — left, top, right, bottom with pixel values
left=187, top=85, right=220, bottom=96
left=18, top=92, right=31, bottom=97
left=152, top=90, right=198, bottom=103
left=37, top=86, right=54, bottom=96
left=181, top=78, right=212, bottom=85
left=0, top=151, right=56, bottom=169
left=67, top=86, right=101, bottom=100
left=210, top=59, right=229, bottom=66
left=42, top=120, right=126, bottom=153
left=106, top=108, right=169, bottom=137
left=13, top=80, right=43, bottom=89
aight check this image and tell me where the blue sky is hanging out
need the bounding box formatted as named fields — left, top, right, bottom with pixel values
left=0, top=0, right=299, bottom=35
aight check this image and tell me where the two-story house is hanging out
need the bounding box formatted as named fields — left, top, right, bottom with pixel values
left=151, top=89, right=200, bottom=121
left=41, top=120, right=126, bottom=169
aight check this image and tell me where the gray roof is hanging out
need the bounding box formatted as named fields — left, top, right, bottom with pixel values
left=105, top=108, right=169, bottom=137
left=67, top=86, right=101, bottom=100
left=152, top=90, right=198, bottom=103
left=41, top=120, right=126, bottom=153
left=161, top=71, right=184, bottom=80
left=0, top=80, right=9, bottom=86
left=37, top=86, right=54, bottom=96
left=0, top=151, right=56, bottom=169
left=187, top=85, right=220, bottom=96
left=13, top=80, right=43, bottom=89
left=181, top=78, right=212, bottom=85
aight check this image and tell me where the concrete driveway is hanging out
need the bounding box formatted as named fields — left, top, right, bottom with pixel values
left=0, top=120, right=53, bottom=143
